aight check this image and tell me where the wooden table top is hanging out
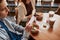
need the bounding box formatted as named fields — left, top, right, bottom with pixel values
left=30, top=13, right=60, bottom=40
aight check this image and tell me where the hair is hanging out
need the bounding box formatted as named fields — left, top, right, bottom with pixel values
left=0, top=0, right=3, bottom=7
left=0, top=0, right=3, bottom=3
left=0, top=0, right=3, bottom=8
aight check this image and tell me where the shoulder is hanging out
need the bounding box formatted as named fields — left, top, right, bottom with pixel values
left=0, top=28, right=10, bottom=40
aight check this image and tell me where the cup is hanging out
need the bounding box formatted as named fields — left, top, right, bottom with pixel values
left=49, top=11, right=55, bottom=17
left=36, top=13, right=43, bottom=21
left=49, top=18, right=55, bottom=28
left=31, top=23, right=39, bottom=36
left=43, top=24, right=47, bottom=28
left=36, top=16, right=43, bottom=21
left=48, top=18, right=55, bottom=32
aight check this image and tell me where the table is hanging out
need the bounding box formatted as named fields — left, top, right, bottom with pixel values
left=30, top=13, right=60, bottom=40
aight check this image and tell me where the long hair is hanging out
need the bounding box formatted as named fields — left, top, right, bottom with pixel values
left=21, top=0, right=33, bottom=16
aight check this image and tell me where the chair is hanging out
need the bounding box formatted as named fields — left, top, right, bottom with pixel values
left=41, top=0, right=53, bottom=5
left=16, top=2, right=27, bottom=24
left=41, top=0, right=54, bottom=12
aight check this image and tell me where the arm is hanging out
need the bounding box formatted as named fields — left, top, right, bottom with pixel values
left=11, top=23, right=31, bottom=40
left=21, top=30, right=30, bottom=40
left=11, top=22, right=25, bottom=32
left=21, top=23, right=33, bottom=40
left=0, top=28, right=10, bottom=40
left=30, top=0, right=36, bottom=16
left=9, top=19, right=32, bottom=40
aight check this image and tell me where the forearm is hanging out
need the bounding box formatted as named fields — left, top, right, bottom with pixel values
left=11, top=22, right=24, bottom=32
left=15, top=25, right=25, bottom=32
left=21, top=30, right=30, bottom=40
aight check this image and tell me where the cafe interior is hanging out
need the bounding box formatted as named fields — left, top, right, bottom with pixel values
left=4, top=0, right=60, bottom=40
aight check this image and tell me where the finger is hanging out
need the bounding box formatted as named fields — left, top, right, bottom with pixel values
left=29, top=26, right=32, bottom=32
left=25, top=25, right=30, bottom=32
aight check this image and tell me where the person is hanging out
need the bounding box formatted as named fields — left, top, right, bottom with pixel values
left=21, top=0, right=33, bottom=16
left=0, top=0, right=32, bottom=40
left=15, top=0, right=27, bottom=24
left=15, top=0, right=36, bottom=24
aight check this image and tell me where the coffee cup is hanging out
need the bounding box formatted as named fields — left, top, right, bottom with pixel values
left=49, top=11, right=55, bottom=17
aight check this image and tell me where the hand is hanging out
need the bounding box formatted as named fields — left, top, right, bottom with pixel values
left=33, top=22, right=39, bottom=29
left=27, top=15, right=32, bottom=19
left=25, top=24, right=32, bottom=32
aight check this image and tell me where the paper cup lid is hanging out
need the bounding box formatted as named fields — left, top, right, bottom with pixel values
left=49, top=11, right=55, bottom=14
